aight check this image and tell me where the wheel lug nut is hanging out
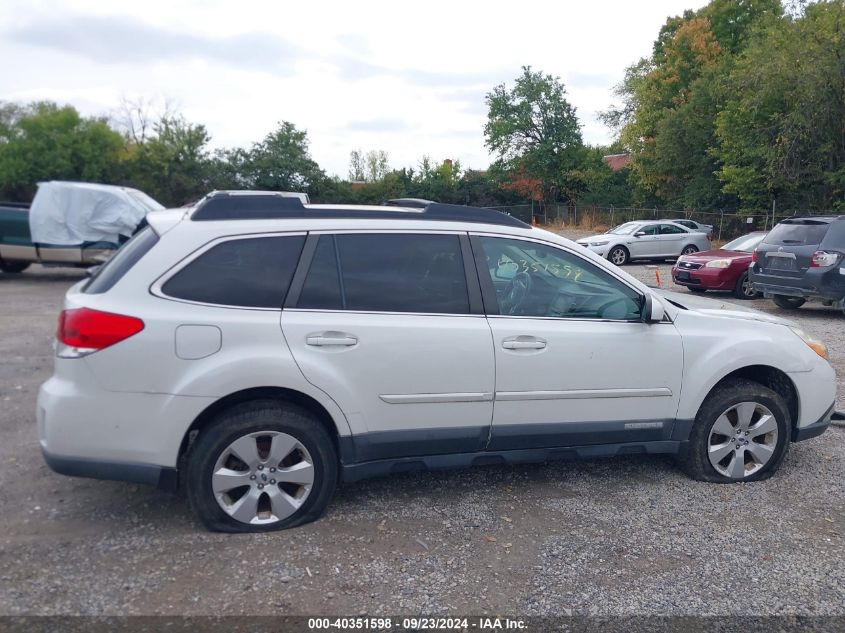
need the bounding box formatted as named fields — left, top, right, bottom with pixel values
left=258, top=484, right=264, bottom=489
left=250, top=475, right=256, bottom=480
left=270, top=467, right=276, bottom=472
left=270, top=479, right=276, bottom=484
left=257, top=465, right=264, bottom=470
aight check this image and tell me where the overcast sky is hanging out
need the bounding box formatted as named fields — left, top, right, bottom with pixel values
left=1, top=0, right=708, bottom=177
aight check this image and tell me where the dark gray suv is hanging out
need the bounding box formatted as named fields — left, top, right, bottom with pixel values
left=750, top=216, right=845, bottom=314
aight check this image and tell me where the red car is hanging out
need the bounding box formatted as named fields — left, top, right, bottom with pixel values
left=672, top=232, right=767, bottom=299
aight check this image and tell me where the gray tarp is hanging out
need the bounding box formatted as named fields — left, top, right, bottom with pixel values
left=29, top=181, right=163, bottom=246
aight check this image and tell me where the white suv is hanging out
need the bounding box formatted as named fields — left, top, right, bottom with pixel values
left=38, top=192, right=837, bottom=532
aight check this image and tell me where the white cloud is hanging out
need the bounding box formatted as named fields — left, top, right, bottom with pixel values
left=0, top=0, right=709, bottom=177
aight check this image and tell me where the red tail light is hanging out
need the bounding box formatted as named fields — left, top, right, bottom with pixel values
left=810, top=251, right=840, bottom=268
left=57, top=308, right=144, bottom=353
left=707, top=234, right=712, bottom=242
left=752, top=249, right=758, bottom=263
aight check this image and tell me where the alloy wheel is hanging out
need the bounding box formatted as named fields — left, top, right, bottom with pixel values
left=707, top=402, right=779, bottom=479
left=211, top=431, right=315, bottom=525
left=610, top=248, right=627, bottom=265
left=741, top=274, right=756, bottom=298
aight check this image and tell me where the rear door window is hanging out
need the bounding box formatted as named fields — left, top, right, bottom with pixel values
left=296, top=233, right=470, bottom=314
left=161, top=235, right=305, bottom=308
left=659, top=224, right=687, bottom=235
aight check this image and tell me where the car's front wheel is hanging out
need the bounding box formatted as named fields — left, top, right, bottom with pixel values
left=772, top=295, right=806, bottom=310
left=608, top=246, right=629, bottom=266
left=186, top=400, right=338, bottom=532
left=680, top=245, right=699, bottom=256
left=680, top=379, right=790, bottom=483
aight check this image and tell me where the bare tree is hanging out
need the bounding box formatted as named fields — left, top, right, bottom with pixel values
left=112, top=95, right=178, bottom=144
left=348, top=149, right=366, bottom=181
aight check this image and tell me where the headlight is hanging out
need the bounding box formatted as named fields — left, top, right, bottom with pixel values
left=589, top=240, right=609, bottom=246
left=704, top=259, right=731, bottom=269
left=789, top=326, right=827, bottom=359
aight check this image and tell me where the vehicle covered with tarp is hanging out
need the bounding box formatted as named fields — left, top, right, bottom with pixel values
left=0, top=181, right=162, bottom=273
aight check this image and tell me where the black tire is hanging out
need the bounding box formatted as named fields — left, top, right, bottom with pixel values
left=186, top=400, right=338, bottom=532
left=681, top=245, right=699, bottom=256
left=679, top=379, right=790, bottom=483
left=772, top=295, right=806, bottom=310
left=689, top=287, right=708, bottom=293
left=0, top=260, right=30, bottom=273
left=733, top=271, right=757, bottom=300
left=607, top=246, right=629, bottom=266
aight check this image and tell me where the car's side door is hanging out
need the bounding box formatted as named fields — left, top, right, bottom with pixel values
left=656, top=223, right=689, bottom=257
left=628, top=223, right=661, bottom=258
left=281, top=231, right=495, bottom=463
left=471, top=233, right=684, bottom=450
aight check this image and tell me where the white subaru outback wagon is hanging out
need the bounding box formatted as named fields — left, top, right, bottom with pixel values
left=38, top=192, right=837, bottom=532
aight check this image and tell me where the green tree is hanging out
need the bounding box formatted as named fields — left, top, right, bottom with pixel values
left=241, top=122, right=326, bottom=194
left=121, top=115, right=213, bottom=206
left=484, top=66, right=584, bottom=203
left=0, top=102, right=124, bottom=201
left=715, top=1, right=845, bottom=211
left=606, top=0, right=782, bottom=208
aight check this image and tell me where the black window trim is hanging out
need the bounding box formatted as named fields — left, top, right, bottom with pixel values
left=285, top=229, right=485, bottom=316
left=150, top=231, right=307, bottom=310
left=468, top=232, right=655, bottom=323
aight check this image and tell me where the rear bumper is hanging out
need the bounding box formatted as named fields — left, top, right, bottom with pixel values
left=41, top=447, right=178, bottom=490
left=37, top=359, right=214, bottom=483
left=750, top=264, right=845, bottom=302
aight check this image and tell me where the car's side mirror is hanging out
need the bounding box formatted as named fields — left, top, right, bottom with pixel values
left=634, top=231, right=646, bottom=237
left=643, top=293, right=665, bottom=323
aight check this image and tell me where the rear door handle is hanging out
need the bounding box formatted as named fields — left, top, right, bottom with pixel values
left=306, top=332, right=358, bottom=347
left=502, top=336, right=546, bottom=350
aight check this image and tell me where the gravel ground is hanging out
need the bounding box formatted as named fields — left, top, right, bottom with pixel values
left=0, top=259, right=843, bottom=617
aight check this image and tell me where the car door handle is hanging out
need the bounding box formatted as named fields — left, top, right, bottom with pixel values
left=306, top=332, right=358, bottom=347
left=502, top=336, right=546, bottom=350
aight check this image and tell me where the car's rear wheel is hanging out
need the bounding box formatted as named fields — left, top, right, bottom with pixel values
left=772, top=295, right=806, bottom=310
left=608, top=246, right=629, bottom=266
left=0, top=260, right=30, bottom=273
left=680, top=379, right=790, bottom=483
left=681, top=245, right=699, bottom=256
left=186, top=400, right=337, bottom=532
left=733, top=271, right=757, bottom=300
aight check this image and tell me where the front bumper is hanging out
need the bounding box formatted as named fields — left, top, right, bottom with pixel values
left=793, top=402, right=836, bottom=442
left=577, top=243, right=608, bottom=257
left=671, top=265, right=738, bottom=290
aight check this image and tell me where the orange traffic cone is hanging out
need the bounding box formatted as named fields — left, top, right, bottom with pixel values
left=531, top=216, right=537, bottom=227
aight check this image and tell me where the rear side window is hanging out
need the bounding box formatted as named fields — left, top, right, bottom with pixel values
left=162, top=235, right=305, bottom=308
left=765, top=221, right=830, bottom=246
left=84, top=226, right=159, bottom=294
left=659, top=224, right=687, bottom=234
left=297, top=233, right=469, bottom=314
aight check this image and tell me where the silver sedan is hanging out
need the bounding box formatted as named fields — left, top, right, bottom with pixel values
left=576, top=221, right=712, bottom=266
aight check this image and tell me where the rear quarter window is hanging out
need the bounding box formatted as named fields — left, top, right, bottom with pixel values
left=84, top=226, right=159, bottom=294
left=161, top=235, right=305, bottom=308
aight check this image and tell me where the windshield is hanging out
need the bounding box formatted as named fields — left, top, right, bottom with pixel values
left=607, top=222, right=641, bottom=235
left=722, top=233, right=766, bottom=252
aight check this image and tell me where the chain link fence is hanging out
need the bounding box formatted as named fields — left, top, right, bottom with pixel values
left=488, top=203, right=841, bottom=242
